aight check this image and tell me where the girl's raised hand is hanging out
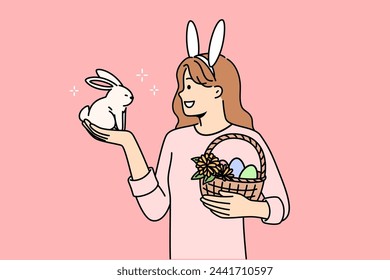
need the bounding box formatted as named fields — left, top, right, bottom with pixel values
left=82, top=119, right=149, bottom=180
left=82, top=119, right=132, bottom=147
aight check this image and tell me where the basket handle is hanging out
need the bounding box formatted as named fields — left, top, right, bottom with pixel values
left=204, top=133, right=266, bottom=180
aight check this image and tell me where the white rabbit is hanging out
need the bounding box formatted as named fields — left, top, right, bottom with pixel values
left=79, top=69, right=133, bottom=130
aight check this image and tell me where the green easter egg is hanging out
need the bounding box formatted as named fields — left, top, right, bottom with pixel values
left=239, top=165, right=258, bottom=179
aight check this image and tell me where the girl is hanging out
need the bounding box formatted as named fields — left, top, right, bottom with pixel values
left=82, top=20, right=289, bottom=259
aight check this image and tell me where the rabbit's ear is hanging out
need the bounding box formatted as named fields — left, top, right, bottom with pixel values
left=85, top=77, right=116, bottom=90
left=186, top=20, right=199, bottom=57
left=208, top=19, right=225, bottom=67
left=96, top=69, right=122, bottom=86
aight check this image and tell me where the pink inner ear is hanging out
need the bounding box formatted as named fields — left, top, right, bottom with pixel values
left=86, top=78, right=115, bottom=90
left=92, top=80, right=112, bottom=87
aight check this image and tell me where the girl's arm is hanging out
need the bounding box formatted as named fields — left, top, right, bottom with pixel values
left=121, top=133, right=149, bottom=180
left=82, top=120, right=170, bottom=221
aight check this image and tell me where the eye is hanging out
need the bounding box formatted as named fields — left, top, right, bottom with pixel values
left=124, top=94, right=128, bottom=97
left=187, top=85, right=191, bottom=90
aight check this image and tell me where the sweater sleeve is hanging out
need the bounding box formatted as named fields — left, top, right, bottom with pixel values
left=127, top=132, right=172, bottom=221
left=254, top=132, right=290, bottom=225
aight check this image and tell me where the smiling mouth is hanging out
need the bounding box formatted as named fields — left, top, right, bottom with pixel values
left=184, top=101, right=195, bottom=108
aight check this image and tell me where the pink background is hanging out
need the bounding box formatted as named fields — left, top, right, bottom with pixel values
left=1, top=0, right=389, bottom=259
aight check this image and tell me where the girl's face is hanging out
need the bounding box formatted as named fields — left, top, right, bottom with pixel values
left=179, top=69, right=221, bottom=117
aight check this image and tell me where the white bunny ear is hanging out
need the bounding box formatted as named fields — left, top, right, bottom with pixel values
left=96, top=69, right=122, bottom=86
left=208, top=19, right=225, bottom=67
left=85, top=77, right=116, bottom=90
left=186, top=20, right=199, bottom=57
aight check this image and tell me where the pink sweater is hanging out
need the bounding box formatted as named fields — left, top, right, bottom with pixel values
left=128, top=125, right=289, bottom=259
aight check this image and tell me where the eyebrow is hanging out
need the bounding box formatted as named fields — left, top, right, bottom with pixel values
left=185, top=78, right=193, bottom=80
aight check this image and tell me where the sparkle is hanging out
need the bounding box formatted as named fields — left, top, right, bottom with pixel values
left=136, top=68, right=149, bottom=82
left=70, top=85, right=79, bottom=96
left=150, top=85, right=159, bottom=96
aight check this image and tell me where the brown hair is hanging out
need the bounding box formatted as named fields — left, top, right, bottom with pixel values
left=173, top=54, right=253, bottom=129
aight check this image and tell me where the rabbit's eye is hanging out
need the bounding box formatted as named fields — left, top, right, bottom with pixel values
left=124, top=94, right=129, bottom=97
left=187, top=85, right=191, bottom=90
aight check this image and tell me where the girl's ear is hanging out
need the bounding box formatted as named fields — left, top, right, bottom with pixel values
left=214, top=86, right=223, bottom=99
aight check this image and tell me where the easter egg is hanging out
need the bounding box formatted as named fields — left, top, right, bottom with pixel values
left=239, top=165, right=258, bottom=179
left=229, top=158, right=245, bottom=178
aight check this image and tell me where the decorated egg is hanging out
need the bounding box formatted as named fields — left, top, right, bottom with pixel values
left=229, top=158, right=245, bottom=177
left=239, top=164, right=258, bottom=179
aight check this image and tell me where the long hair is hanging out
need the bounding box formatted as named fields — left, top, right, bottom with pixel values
left=172, top=54, right=254, bottom=129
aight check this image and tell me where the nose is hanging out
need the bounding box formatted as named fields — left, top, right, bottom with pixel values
left=179, top=87, right=188, bottom=98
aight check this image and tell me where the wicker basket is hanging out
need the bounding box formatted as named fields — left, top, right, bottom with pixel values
left=199, top=133, right=267, bottom=201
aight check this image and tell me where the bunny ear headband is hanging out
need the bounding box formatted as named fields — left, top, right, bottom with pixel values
left=186, top=19, right=225, bottom=74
